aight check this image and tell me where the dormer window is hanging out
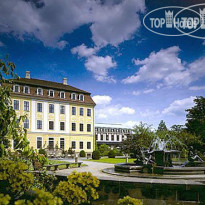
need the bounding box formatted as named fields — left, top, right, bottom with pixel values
left=37, top=88, right=43, bottom=95
left=23, top=86, right=30, bottom=94
left=71, top=93, right=76, bottom=100
left=49, top=89, right=54, bottom=97
left=13, top=85, right=20, bottom=93
left=60, top=91, right=65, bottom=99
left=79, top=94, right=84, bottom=101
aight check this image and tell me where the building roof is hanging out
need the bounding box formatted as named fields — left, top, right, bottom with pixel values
left=10, top=77, right=96, bottom=106
left=13, top=78, right=90, bottom=94
left=95, top=123, right=131, bottom=129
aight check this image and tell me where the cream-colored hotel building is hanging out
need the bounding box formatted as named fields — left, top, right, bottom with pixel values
left=11, top=71, right=96, bottom=155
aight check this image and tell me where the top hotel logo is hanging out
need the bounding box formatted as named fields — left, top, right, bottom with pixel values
left=143, top=4, right=205, bottom=39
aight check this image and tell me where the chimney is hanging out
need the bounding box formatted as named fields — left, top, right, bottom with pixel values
left=25, top=71, right=30, bottom=79
left=63, top=78, right=67, bottom=85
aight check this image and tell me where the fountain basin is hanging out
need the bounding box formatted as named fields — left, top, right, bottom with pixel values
left=114, top=163, right=142, bottom=173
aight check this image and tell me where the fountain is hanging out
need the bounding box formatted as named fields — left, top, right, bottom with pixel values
left=106, top=135, right=205, bottom=177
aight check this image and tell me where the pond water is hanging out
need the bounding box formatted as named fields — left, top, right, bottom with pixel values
left=93, top=180, right=205, bottom=205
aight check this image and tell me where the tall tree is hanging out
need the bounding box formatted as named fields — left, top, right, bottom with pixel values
left=157, top=120, right=168, bottom=132
left=0, top=56, right=29, bottom=157
left=186, top=96, right=205, bottom=143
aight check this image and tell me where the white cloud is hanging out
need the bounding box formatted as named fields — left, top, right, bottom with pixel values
left=189, top=56, right=205, bottom=80
left=0, top=0, right=145, bottom=48
left=56, top=40, right=68, bottom=50
left=85, top=55, right=117, bottom=83
left=122, top=120, right=140, bottom=128
left=139, top=109, right=160, bottom=118
left=119, top=107, right=135, bottom=114
left=162, top=96, right=195, bottom=116
left=122, top=46, right=191, bottom=86
left=143, top=89, right=154, bottom=94
left=95, top=104, right=135, bottom=119
left=93, top=95, right=112, bottom=105
left=189, top=85, right=205, bottom=91
left=71, top=44, right=97, bottom=58
left=132, top=90, right=140, bottom=96
left=0, top=41, right=4, bottom=47
left=90, top=0, right=145, bottom=47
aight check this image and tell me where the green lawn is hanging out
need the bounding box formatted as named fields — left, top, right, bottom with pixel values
left=46, top=159, right=87, bottom=170
left=87, top=158, right=136, bottom=164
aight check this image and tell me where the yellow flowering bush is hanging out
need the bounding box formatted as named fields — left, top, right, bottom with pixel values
left=54, top=171, right=100, bottom=205
left=118, top=196, right=143, bottom=205
left=14, top=189, right=63, bottom=205
left=0, top=194, right=11, bottom=205
left=0, top=160, right=34, bottom=199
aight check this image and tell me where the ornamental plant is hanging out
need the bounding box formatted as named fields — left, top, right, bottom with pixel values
left=92, top=150, right=101, bottom=160
left=79, top=150, right=86, bottom=157
left=117, top=196, right=143, bottom=205
left=14, top=189, right=63, bottom=205
left=0, top=160, right=34, bottom=200
left=54, top=171, right=100, bottom=205
left=30, top=149, right=48, bottom=170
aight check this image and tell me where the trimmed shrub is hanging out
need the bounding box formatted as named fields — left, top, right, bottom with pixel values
left=108, top=150, right=116, bottom=158
left=15, top=188, right=63, bottom=205
left=54, top=171, right=100, bottom=205
left=79, top=150, right=86, bottom=157
left=0, top=160, right=34, bottom=199
left=118, top=196, right=143, bottom=205
left=92, top=150, right=101, bottom=160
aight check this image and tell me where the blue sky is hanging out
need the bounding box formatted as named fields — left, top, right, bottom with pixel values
left=0, top=0, right=205, bottom=129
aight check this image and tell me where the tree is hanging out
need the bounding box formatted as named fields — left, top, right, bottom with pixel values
left=0, top=56, right=29, bottom=157
left=157, top=120, right=167, bottom=132
left=121, top=122, right=155, bottom=156
left=170, top=124, right=185, bottom=133
left=98, top=144, right=110, bottom=156
left=186, top=96, right=205, bottom=143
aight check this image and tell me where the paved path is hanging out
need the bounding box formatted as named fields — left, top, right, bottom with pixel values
left=50, top=158, right=205, bottom=186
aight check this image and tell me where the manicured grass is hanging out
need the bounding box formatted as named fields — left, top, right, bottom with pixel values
left=46, top=159, right=87, bottom=170
left=87, top=158, right=136, bottom=164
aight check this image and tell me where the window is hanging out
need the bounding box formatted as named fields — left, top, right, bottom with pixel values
left=72, top=107, right=76, bottom=115
left=37, top=137, right=42, bottom=149
left=122, top=135, right=124, bottom=140
left=96, top=134, right=98, bottom=140
left=13, top=85, right=20, bottom=92
left=60, top=138, right=65, bottom=150
left=87, top=108, right=91, bottom=117
left=111, top=135, right=114, bottom=141
left=72, top=141, right=76, bottom=149
left=37, top=120, right=42, bottom=129
left=24, top=86, right=30, bottom=94
left=71, top=93, right=76, bottom=100
left=37, top=88, right=43, bottom=95
left=106, top=135, right=109, bottom=141
left=79, top=108, right=84, bottom=116
left=80, top=123, right=83, bottom=132
left=79, top=94, right=84, bottom=101
left=24, top=101, right=29, bottom=111
left=87, top=142, right=91, bottom=149
left=49, top=90, right=54, bottom=97
left=60, top=105, right=65, bottom=114
left=37, top=103, right=42, bottom=112
left=13, top=100, right=19, bottom=110
left=79, top=142, right=83, bottom=149
left=117, top=135, right=119, bottom=141
left=49, top=121, right=54, bottom=130
left=101, top=135, right=103, bottom=141
left=72, top=123, right=76, bottom=131
left=49, top=104, right=54, bottom=113
left=48, top=138, right=54, bottom=149
left=87, top=124, right=91, bottom=132
left=60, top=91, right=65, bottom=99
left=60, top=122, right=65, bottom=131
left=24, top=118, right=29, bottom=129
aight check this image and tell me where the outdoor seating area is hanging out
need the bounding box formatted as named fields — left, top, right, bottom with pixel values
left=45, top=148, right=75, bottom=158
left=44, top=162, right=83, bottom=171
